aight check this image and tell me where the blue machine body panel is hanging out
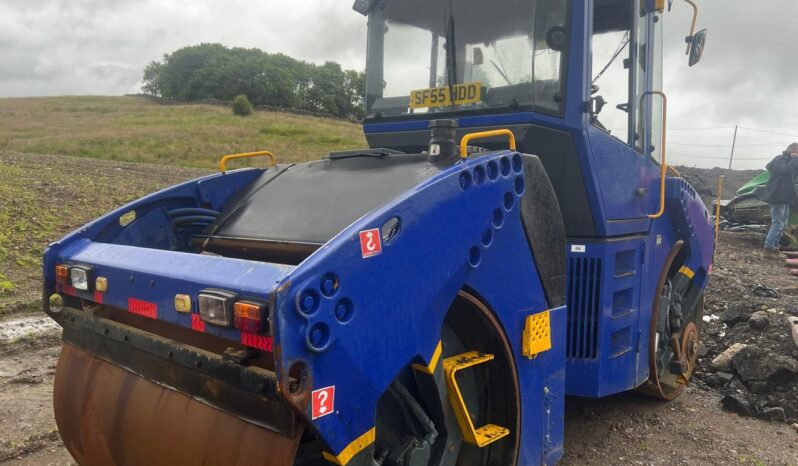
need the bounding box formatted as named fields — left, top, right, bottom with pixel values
left=271, top=152, right=565, bottom=463
left=44, top=153, right=569, bottom=464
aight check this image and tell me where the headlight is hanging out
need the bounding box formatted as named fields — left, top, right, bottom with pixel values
left=198, top=290, right=236, bottom=327
left=70, top=267, right=91, bottom=291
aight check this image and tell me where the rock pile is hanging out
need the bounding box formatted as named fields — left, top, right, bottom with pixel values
left=695, top=248, right=798, bottom=424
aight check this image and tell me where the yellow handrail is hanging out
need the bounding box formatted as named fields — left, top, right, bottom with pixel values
left=642, top=91, right=668, bottom=219
left=714, top=175, right=724, bottom=246
left=219, top=151, right=277, bottom=173
left=460, top=129, right=516, bottom=159
left=683, top=0, right=698, bottom=54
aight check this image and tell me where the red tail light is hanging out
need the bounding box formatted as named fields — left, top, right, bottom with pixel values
left=234, top=301, right=267, bottom=334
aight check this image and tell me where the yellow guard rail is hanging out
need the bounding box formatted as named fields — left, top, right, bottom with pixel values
left=219, top=151, right=277, bottom=173
left=460, top=129, right=516, bottom=159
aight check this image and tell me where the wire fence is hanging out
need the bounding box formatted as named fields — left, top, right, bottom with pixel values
left=608, top=125, right=798, bottom=167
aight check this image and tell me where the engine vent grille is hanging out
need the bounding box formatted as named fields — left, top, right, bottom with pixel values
left=566, top=257, right=602, bottom=360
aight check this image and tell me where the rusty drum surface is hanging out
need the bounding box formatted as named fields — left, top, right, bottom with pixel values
left=54, top=343, right=302, bottom=466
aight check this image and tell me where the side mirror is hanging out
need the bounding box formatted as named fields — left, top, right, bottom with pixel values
left=472, top=48, right=484, bottom=66
left=687, top=29, right=707, bottom=66
left=352, top=0, right=372, bottom=15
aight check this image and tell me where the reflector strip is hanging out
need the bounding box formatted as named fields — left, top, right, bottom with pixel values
left=241, top=332, right=273, bottom=351
left=191, top=313, right=205, bottom=332
left=93, top=291, right=104, bottom=304
left=127, top=298, right=157, bottom=319
left=63, top=285, right=77, bottom=297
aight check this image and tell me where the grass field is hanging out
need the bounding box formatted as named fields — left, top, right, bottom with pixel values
left=0, top=96, right=366, bottom=169
left=0, top=96, right=369, bottom=305
left=0, top=152, right=208, bottom=304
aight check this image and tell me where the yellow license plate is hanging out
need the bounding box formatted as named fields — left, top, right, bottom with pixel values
left=409, top=82, right=482, bottom=109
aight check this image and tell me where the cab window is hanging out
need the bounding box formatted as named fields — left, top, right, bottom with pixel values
left=365, top=0, right=571, bottom=119
left=590, top=0, right=635, bottom=145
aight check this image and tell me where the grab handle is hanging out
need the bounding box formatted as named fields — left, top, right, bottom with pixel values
left=459, top=130, right=516, bottom=159
left=219, top=151, right=277, bottom=173
left=641, top=91, right=668, bottom=219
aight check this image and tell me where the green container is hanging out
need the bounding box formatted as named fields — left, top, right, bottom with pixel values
left=736, top=171, right=769, bottom=196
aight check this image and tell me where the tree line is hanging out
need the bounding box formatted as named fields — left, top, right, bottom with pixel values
left=142, top=43, right=365, bottom=119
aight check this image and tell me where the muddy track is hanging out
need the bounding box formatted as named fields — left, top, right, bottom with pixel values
left=0, top=317, right=65, bottom=465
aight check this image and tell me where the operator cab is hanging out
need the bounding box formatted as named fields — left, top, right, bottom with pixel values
left=358, top=0, right=706, bottom=238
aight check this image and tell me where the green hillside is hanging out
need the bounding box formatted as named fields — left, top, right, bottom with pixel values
left=0, top=96, right=365, bottom=302
left=0, top=96, right=366, bottom=169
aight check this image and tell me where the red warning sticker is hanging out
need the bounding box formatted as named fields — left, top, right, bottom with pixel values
left=359, top=228, right=382, bottom=258
left=311, top=386, right=335, bottom=420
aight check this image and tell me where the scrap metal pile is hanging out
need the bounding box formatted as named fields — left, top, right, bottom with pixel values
left=719, top=171, right=798, bottom=247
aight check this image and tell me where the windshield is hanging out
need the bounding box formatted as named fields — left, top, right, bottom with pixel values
left=365, top=0, right=570, bottom=119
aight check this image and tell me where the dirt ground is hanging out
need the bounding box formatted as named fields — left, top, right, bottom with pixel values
left=1, top=314, right=795, bottom=466
left=0, top=155, right=796, bottom=465
left=697, top=232, right=798, bottom=420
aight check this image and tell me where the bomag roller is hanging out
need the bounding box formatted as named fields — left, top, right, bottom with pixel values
left=43, top=1, right=712, bottom=464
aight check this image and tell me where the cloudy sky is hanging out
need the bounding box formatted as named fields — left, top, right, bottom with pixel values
left=1, top=0, right=796, bottom=169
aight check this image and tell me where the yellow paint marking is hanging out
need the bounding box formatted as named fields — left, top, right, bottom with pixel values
left=322, top=427, right=376, bottom=465
left=412, top=340, right=443, bottom=375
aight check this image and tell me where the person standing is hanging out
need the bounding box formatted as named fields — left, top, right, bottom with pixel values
left=763, top=143, right=798, bottom=252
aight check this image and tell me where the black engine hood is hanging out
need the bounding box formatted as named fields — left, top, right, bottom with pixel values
left=201, top=152, right=441, bottom=263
